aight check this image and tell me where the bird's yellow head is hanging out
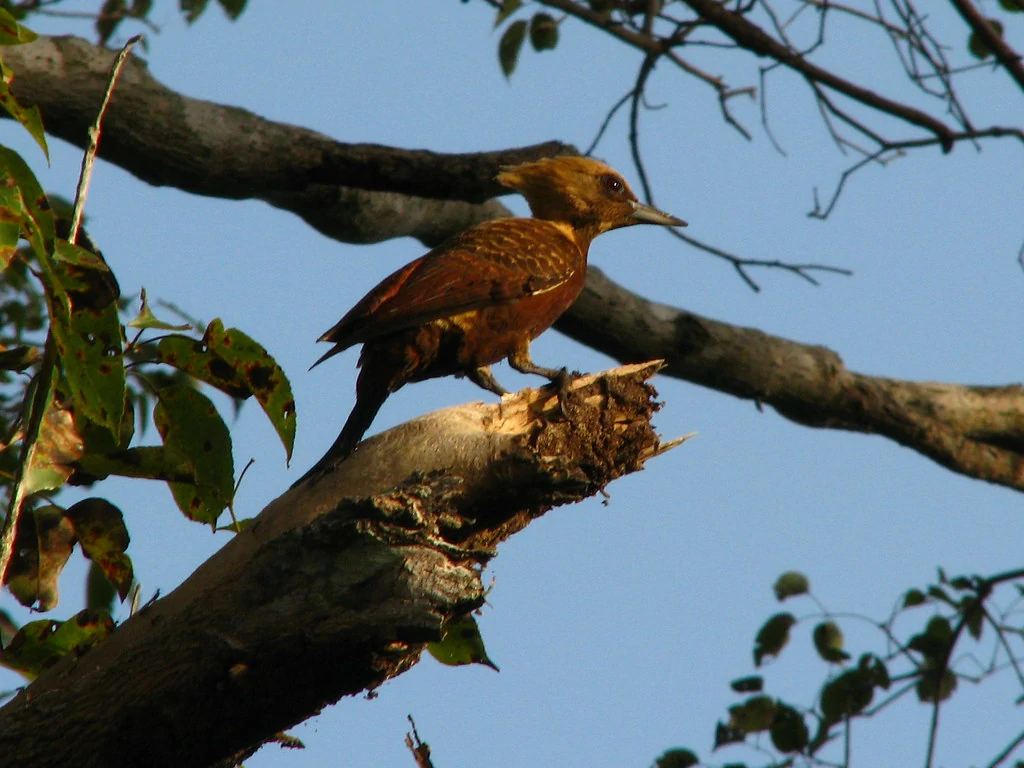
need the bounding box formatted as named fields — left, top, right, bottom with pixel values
left=497, top=156, right=685, bottom=235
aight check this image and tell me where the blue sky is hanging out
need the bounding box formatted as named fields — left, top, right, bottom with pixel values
left=3, top=2, right=1024, bottom=766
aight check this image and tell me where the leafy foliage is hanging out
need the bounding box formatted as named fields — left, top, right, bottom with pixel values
left=0, top=609, right=113, bottom=679
left=0, top=22, right=292, bottom=676
left=669, top=568, right=1024, bottom=767
left=0, top=0, right=247, bottom=46
left=493, top=2, right=561, bottom=78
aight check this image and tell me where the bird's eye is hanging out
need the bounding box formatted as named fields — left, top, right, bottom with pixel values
left=601, top=174, right=625, bottom=195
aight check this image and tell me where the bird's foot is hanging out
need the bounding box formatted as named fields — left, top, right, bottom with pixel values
left=544, top=367, right=584, bottom=420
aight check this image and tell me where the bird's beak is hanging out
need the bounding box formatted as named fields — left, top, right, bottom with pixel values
left=629, top=200, right=687, bottom=227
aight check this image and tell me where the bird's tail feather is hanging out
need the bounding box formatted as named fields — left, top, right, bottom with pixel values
left=291, top=364, right=394, bottom=487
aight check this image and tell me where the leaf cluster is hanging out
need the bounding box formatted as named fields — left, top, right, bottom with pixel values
left=0, top=13, right=292, bottom=683
left=655, top=568, right=1024, bottom=768
left=0, top=0, right=248, bottom=46
left=493, top=0, right=562, bottom=78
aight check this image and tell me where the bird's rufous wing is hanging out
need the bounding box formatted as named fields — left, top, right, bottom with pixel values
left=318, top=219, right=579, bottom=350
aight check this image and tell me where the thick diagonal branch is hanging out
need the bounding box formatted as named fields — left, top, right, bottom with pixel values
left=0, top=365, right=667, bottom=768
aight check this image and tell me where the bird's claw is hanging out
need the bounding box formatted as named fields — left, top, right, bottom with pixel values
left=545, top=367, right=581, bottom=420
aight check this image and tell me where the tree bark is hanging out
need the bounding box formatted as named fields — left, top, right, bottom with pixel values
left=2, top=35, right=1021, bottom=491
left=0, top=364, right=670, bottom=768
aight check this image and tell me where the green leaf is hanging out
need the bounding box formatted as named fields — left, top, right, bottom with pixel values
left=0, top=619, right=58, bottom=678
left=999, top=0, right=1024, bottom=10
left=0, top=181, right=22, bottom=268
left=0, top=146, right=54, bottom=261
left=427, top=614, right=499, bottom=671
left=753, top=612, right=795, bottom=667
left=902, top=588, right=926, bottom=608
left=494, top=0, right=522, bottom=27
left=22, top=397, right=85, bottom=494
left=155, top=334, right=251, bottom=399
left=713, top=721, right=745, bottom=749
left=0, top=345, right=40, bottom=371
left=962, top=597, right=984, bottom=641
left=773, top=571, right=809, bottom=601
left=0, top=7, right=38, bottom=44
left=75, top=445, right=197, bottom=484
left=180, top=0, right=210, bottom=23
left=0, top=610, right=113, bottom=679
left=96, top=0, right=127, bottom=46
left=154, top=386, right=233, bottom=524
left=770, top=702, right=809, bottom=753
left=654, top=749, right=699, bottom=768
left=498, top=20, right=528, bottom=78
left=5, top=505, right=75, bottom=611
left=126, top=289, right=191, bottom=330
left=131, top=0, right=154, bottom=17
left=216, top=517, right=255, bottom=533
left=926, top=614, right=954, bottom=642
left=908, top=615, right=954, bottom=661
left=47, top=240, right=125, bottom=435
left=820, top=668, right=875, bottom=724
left=529, top=12, right=559, bottom=52
left=727, top=695, right=776, bottom=734
left=812, top=621, right=850, bottom=664
left=858, top=653, right=890, bottom=689
left=967, top=19, right=1004, bottom=60
left=0, top=60, right=49, bottom=160
left=85, top=560, right=116, bottom=613
left=729, top=675, right=763, bottom=693
left=0, top=610, right=19, bottom=649
left=65, top=498, right=133, bottom=602
left=75, top=391, right=135, bottom=456
left=154, top=321, right=296, bottom=461
left=916, top=660, right=957, bottom=703
left=215, top=0, right=247, bottom=20
left=201, top=319, right=296, bottom=461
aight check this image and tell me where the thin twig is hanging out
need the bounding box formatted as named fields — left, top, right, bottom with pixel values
left=668, top=228, right=853, bottom=292
left=810, top=127, right=1024, bottom=219
left=987, top=728, right=1024, bottom=768
left=405, top=715, right=434, bottom=768
left=628, top=51, right=661, bottom=205
left=924, top=687, right=942, bottom=768
left=584, top=90, right=634, bottom=156
left=69, top=34, right=143, bottom=245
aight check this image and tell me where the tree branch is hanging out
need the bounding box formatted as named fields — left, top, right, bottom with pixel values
left=2, top=35, right=570, bottom=247
left=3, top=35, right=1022, bottom=492
left=555, top=268, right=1024, bottom=491
left=947, top=0, right=1024, bottom=95
left=0, top=364, right=670, bottom=768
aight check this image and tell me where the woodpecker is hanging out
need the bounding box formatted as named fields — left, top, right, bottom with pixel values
left=306, top=155, right=685, bottom=476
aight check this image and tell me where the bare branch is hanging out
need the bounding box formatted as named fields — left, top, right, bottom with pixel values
left=810, top=127, right=1024, bottom=219
left=555, top=268, right=1024, bottom=491
left=680, top=0, right=958, bottom=150
left=948, top=0, right=1024, bottom=94
left=584, top=89, right=633, bottom=156
left=70, top=35, right=142, bottom=244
